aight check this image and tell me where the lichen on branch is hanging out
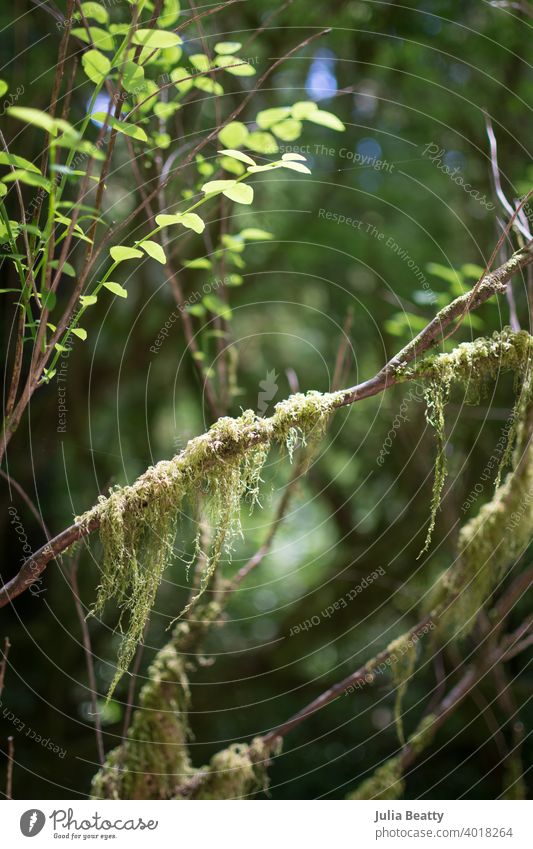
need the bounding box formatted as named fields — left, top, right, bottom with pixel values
left=79, top=391, right=342, bottom=694
left=402, top=328, right=533, bottom=555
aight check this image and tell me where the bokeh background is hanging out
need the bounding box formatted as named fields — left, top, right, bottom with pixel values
left=1, top=0, right=532, bottom=799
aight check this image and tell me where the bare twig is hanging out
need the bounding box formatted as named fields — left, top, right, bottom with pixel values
left=68, top=552, right=105, bottom=765
left=261, top=614, right=436, bottom=747
left=6, top=737, right=14, bottom=800
left=0, top=469, right=51, bottom=540
left=0, top=637, right=11, bottom=698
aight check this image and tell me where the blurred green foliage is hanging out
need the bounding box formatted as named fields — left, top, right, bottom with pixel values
left=1, top=0, right=532, bottom=799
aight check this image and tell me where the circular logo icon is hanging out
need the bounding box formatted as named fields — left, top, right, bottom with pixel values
left=20, top=810, right=46, bottom=837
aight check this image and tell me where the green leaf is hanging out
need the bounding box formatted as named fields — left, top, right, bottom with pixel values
left=155, top=212, right=205, bottom=233
left=140, top=240, right=166, bottom=264
left=171, top=67, right=193, bottom=94
left=201, top=179, right=237, bottom=196
left=226, top=273, right=243, bottom=286
left=82, top=49, right=111, bottom=84
left=195, top=154, right=214, bottom=177
left=218, top=148, right=256, bottom=166
left=218, top=156, right=245, bottom=176
left=305, top=110, right=345, bottom=131
left=122, top=60, right=145, bottom=94
left=223, top=182, right=253, bottom=204
left=203, top=294, right=232, bottom=319
left=202, top=178, right=252, bottom=204
left=3, top=170, right=51, bottom=191
left=92, top=113, right=148, bottom=142
left=49, top=260, right=76, bottom=277
left=291, top=101, right=318, bottom=120
left=240, top=228, right=274, bottom=240
left=214, top=55, right=256, bottom=76
left=110, top=246, right=143, bottom=262
left=184, top=258, right=212, bottom=269
left=180, top=213, right=205, bottom=233
left=461, top=263, right=485, bottom=280
left=218, top=121, right=249, bottom=149
left=194, top=77, right=223, bottom=95
left=0, top=152, right=41, bottom=173
left=7, top=106, right=56, bottom=133
left=0, top=184, right=6, bottom=198
left=186, top=304, right=206, bottom=317
left=81, top=2, right=109, bottom=23
left=280, top=160, right=311, bottom=174
left=190, top=54, right=210, bottom=72
left=256, top=107, right=291, bottom=129
left=0, top=80, right=7, bottom=98
left=271, top=119, right=302, bottom=142
left=80, top=294, right=98, bottom=307
left=246, top=131, right=278, bottom=154
left=426, top=262, right=462, bottom=288
left=155, top=132, right=171, bottom=149
left=153, top=101, right=180, bottom=120
left=214, top=41, right=241, bottom=54
left=157, top=0, right=181, bottom=28
left=132, top=29, right=182, bottom=49
left=71, top=27, right=115, bottom=52
left=221, top=234, right=244, bottom=252
left=103, top=281, right=128, bottom=298
left=40, top=290, right=56, bottom=310
left=71, top=327, right=88, bottom=341
left=282, top=152, right=307, bottom=162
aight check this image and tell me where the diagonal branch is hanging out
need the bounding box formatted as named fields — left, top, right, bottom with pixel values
left=1, top=243, right=532, bottom=610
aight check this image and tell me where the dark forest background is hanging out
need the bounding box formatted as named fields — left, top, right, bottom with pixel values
left=1, top=0, right=532, bottom=799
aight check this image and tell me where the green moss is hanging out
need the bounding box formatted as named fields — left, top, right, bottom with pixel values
left=389, top=634, right=418, bottom=746
left=187, top=738, right=274, bottom=800
left=91, top=641, right=192, bottom=799
left=348, top=713, right=437, bottom=800
left=79, top=392, right=342, bottom=694
left=438, top=441, right=533, bottom=638
left=404, top=329, right=533, bottom=555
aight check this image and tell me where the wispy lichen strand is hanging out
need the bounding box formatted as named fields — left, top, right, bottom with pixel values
left=79, top=391, right=342, bottom=694
left=403, top=329, right=533, bottom=555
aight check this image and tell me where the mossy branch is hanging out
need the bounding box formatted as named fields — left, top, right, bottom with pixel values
left=2, top=243, right=532, bottom=613
left=348, top=616, right=532, bottom=800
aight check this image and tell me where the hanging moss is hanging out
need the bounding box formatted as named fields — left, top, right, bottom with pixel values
left=91, top=640, right=193, bottom=799
left=389, top=635, right=418, bottom=746
left=348, top=714, right=437, bottom=800
left=402, top=329, right=533, bottom=555
left=78, top=391, right=341, bottom=694
left=437, top=440, right=533, bottom=638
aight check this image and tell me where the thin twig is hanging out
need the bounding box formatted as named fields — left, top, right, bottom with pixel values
left=332, top=307, right=354, bottom=391
left=6, top=737, right=14, bottom=800
left=0, top=637, right=11, bottom=698
left=0, top=469, right=51, bottom=540
left=68, top=551, right=105, bottom=765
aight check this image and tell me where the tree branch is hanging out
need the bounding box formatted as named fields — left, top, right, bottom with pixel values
left=1, top=243, right=532, bottom=609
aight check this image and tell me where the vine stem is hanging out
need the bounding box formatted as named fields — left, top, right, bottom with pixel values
left=1, top=242, right=532, bottom=609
